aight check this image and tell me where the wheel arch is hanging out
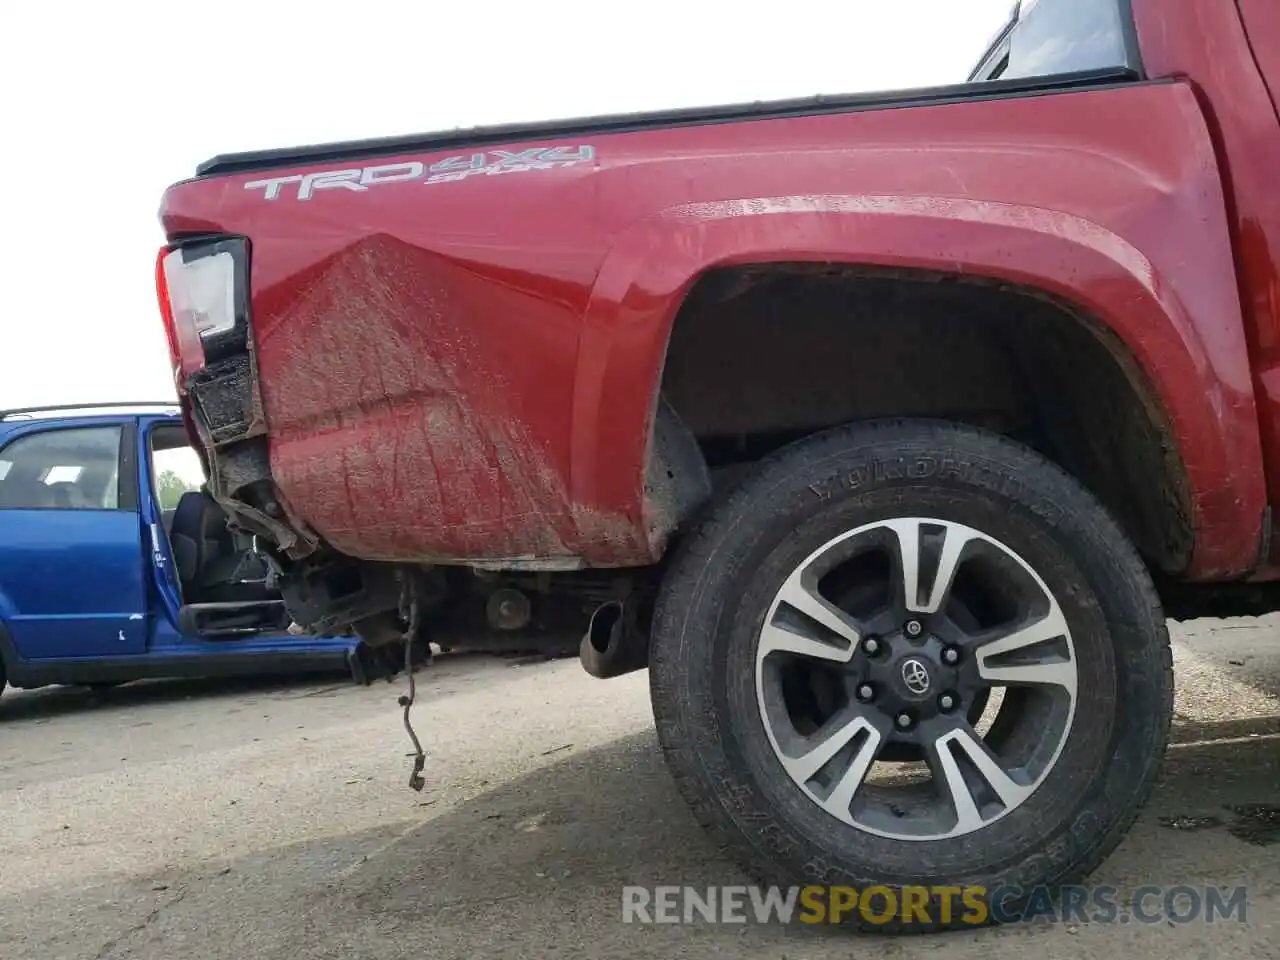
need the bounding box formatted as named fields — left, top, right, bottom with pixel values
left=571, top=196, right=1266, bottom=579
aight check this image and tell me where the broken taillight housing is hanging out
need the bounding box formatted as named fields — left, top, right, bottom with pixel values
left=155, top=236, right=249, bottom=381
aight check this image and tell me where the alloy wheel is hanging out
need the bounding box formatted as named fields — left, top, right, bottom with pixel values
left=754, top=517, right=1078, bottom=841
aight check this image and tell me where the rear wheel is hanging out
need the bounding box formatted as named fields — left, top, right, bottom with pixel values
left=649, top=419, right=1172, bottom=932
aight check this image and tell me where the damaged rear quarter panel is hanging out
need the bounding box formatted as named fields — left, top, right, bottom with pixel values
left=254, top=231, right=629, bottom=565
left=160, top=77, right=1266, bottom=576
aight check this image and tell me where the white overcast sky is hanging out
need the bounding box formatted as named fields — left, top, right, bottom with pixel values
left=0, top=0, right=1012, bottom=412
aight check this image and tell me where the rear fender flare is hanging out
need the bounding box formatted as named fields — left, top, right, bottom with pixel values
left=571, top=194, right=1265, bottom=578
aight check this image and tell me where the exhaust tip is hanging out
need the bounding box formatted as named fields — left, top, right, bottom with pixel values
left=587, top=601, right=624, bottom=654
left=580, top=600, right=647, bottom=679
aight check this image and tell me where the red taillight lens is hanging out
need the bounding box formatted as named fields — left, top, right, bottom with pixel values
left=154, top=245, right=184, bottom=380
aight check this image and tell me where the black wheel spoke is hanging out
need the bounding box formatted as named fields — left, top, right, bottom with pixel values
left=885, top=518, right=974, bottom=615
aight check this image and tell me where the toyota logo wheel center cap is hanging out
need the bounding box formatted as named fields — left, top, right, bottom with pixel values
left=900, top=657, right=932, bottom=695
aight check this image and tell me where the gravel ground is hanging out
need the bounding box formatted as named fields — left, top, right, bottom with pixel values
left=2, top=616, right=1280, bottom=959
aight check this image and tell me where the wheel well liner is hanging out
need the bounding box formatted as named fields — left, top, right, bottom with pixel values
left=653, top=263, right=1194, bottom=574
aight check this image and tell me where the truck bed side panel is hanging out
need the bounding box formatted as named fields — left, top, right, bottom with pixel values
left=161, top=79, right=1265, bottom=577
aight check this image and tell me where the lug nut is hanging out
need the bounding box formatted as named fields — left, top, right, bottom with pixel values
left=941, top=646, right=961, bottom=666
left=856, top=683, right=876, bottom=702
left=904, top=619, right=924, bottom=638
left=861, top=636, right=882, bottom=656
left=895, top=712, right=914, bottom=730
left=938, top=692, right=958, bottom=712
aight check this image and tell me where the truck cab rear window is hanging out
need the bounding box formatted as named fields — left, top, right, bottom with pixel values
left=970, top=0, right=1141, bottom=83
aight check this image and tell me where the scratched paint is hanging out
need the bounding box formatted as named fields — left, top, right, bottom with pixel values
left=260, top=234, right=640, bottom=564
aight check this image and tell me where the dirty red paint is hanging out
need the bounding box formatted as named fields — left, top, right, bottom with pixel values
left=159, top=0, right=1280, bottom=580
left=1135, top=0, right=1280, bottom=528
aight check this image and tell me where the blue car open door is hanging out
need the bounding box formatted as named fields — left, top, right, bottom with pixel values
left=0, top=419, right=148, bottom=660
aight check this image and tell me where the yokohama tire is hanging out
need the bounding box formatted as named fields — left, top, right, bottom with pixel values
left=648, top=419, right=1173, bottom=932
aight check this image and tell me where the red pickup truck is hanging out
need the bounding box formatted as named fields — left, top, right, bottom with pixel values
left=155, top=0, right=1280, bottom=930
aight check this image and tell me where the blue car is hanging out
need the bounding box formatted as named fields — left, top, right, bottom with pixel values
left=0, top=402, right=370, bottom=694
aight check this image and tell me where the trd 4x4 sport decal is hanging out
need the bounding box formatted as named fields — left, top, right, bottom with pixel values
left=244, top=145, right=597, bottom=201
